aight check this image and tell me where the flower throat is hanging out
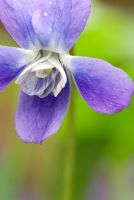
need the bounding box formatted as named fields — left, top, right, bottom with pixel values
left=16, top=50, right=67, bottom=98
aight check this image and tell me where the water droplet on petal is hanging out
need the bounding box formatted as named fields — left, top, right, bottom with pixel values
left=44, top=12, right=48, bottom=17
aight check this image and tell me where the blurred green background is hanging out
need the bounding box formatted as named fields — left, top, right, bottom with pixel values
left=0, top=0, right=134, bottom=200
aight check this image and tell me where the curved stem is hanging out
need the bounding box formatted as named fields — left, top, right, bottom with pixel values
left=62, top=48, right=76, bottom=200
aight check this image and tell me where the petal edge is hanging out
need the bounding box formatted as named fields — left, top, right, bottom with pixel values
left=63, top=56, right=134, bottom=114
left=0, top=46, right=35, bottom=91
left=15, top=77, right=70, bottom=144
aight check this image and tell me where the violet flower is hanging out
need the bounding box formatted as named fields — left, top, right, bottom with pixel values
left=0, top=0, right=133, bottom=144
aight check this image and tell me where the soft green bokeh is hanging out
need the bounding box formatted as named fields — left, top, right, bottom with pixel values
left=0, top=2, right=134, bottom=200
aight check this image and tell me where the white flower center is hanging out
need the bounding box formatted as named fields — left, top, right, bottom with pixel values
left=16, top=50, right=67, bottom=97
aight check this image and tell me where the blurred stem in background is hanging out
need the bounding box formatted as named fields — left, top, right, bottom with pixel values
left=62, top=48, right=76, bottom=200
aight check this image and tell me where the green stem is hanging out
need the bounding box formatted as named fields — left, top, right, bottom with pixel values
left=62, top=48, right=76, bottom=200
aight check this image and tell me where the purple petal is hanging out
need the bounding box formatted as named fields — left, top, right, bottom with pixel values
left=64, top=56, right=134, bottom=114
left=0, top=46, right=35, bottom=91
left=15, top=79, right=70, bottom=144
left=0, top=0, right=39, bottom=49
left=0, top=0, right=91, bottom=52
left=32, top=0, right=91, bottom=53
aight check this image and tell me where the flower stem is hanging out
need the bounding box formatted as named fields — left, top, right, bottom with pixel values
left=62, top=48, right=76, bottom=200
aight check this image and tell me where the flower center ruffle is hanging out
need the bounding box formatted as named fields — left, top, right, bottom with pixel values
left=16, top=50, right=67, bottom=98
